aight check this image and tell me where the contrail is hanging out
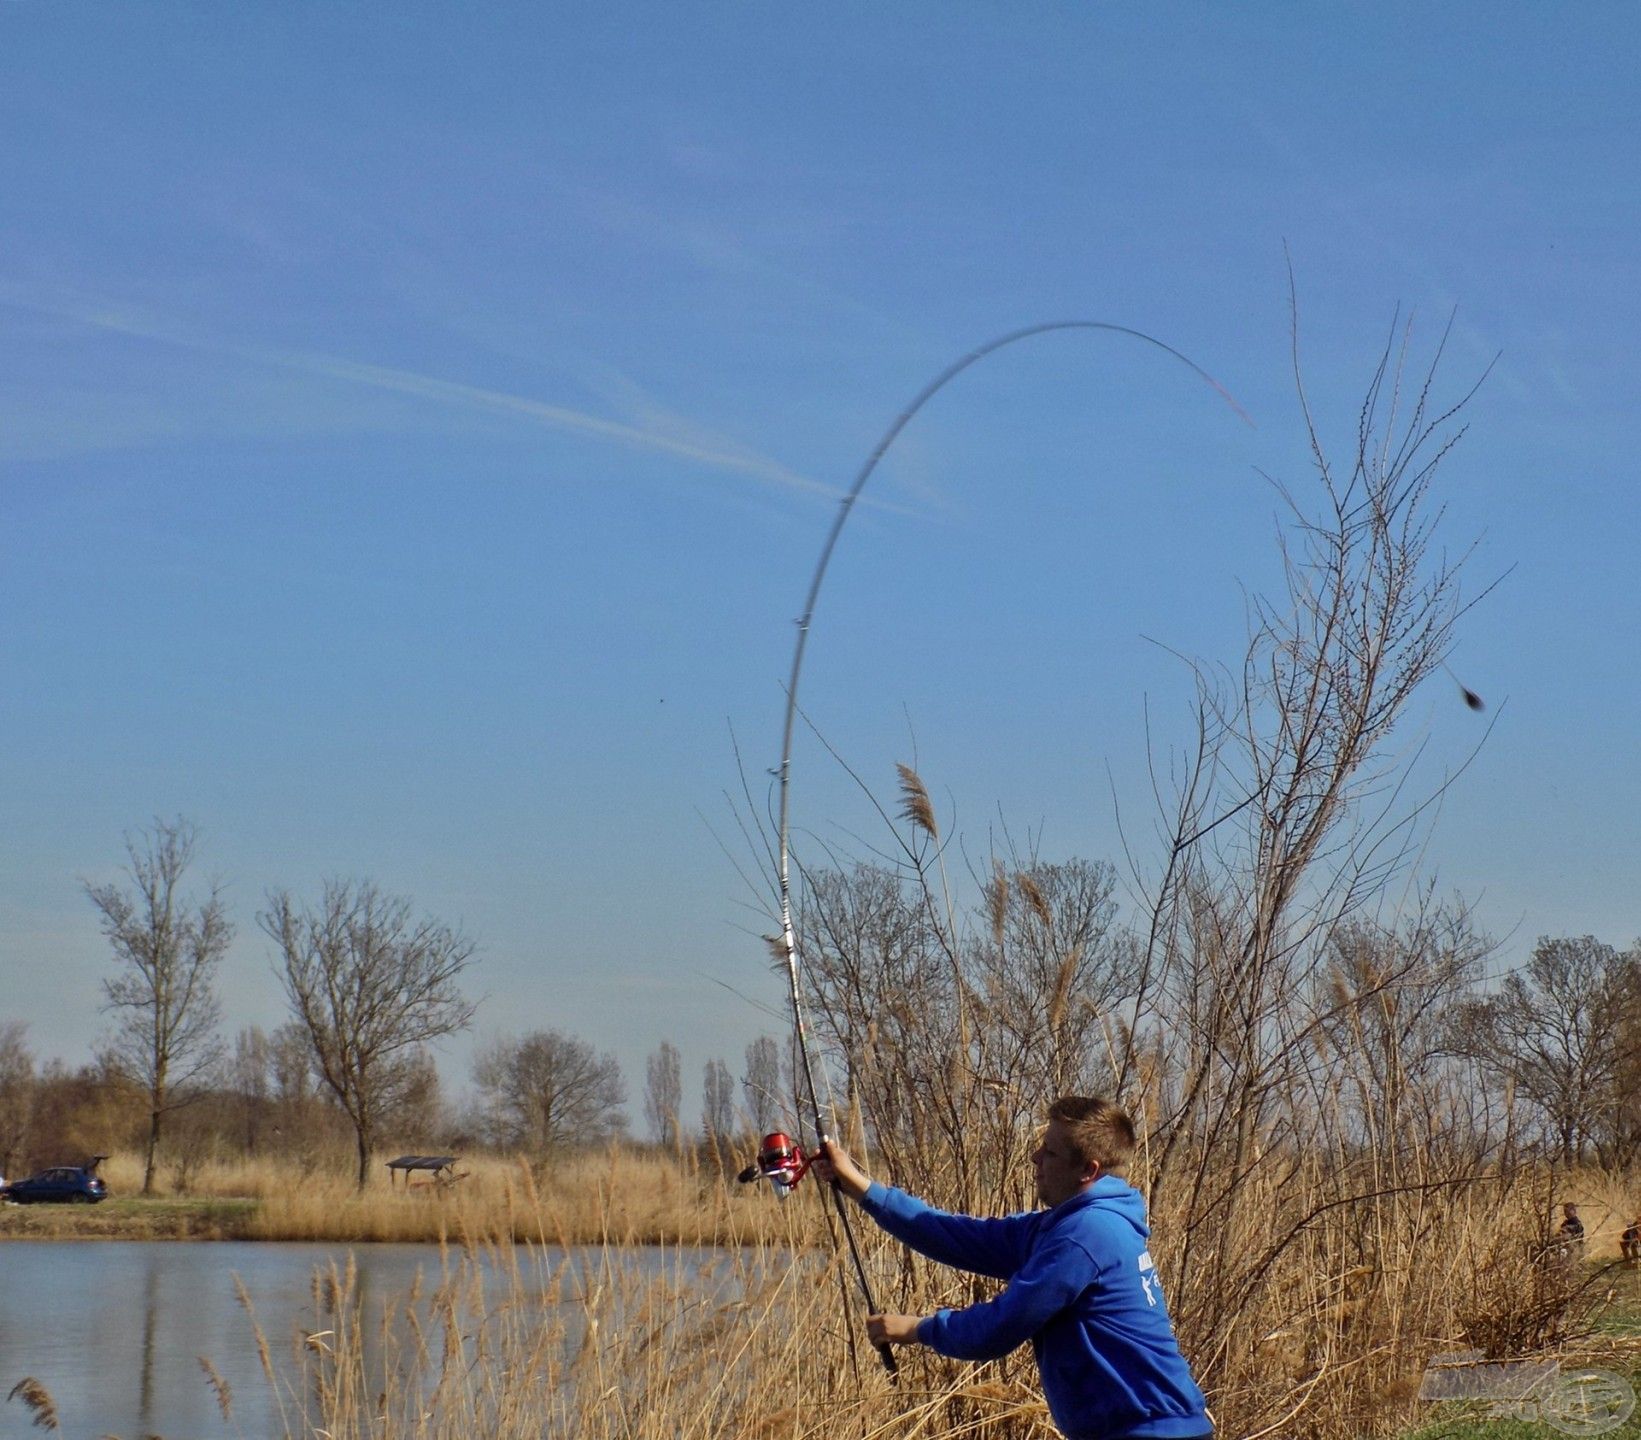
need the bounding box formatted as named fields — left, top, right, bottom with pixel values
left=2, top=290, right=836, bottom=499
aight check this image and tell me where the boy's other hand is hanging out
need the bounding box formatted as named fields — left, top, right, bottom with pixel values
left=866, top=1313, right=923, bottom=1346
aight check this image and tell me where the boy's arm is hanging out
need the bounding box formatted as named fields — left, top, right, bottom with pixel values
left=815, top=1141, right=1032, bottom=1280
left=915, top=1232, right=1096, bottom=1360
left=860, top=1182, right=1035, bottom=1280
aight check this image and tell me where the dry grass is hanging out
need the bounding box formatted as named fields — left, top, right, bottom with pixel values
left=243, top=1148, right=803, bottom=1246
left=232, top=1169, right=1639, bottom=1440
left=1184, top=1159, right=1638, bottom=1438
left=1, top=1145, right=805, bottom=1246
left=5, top=1142, right=1637, bottom=1437
left=231, top=1219, right=1021, bottom=1440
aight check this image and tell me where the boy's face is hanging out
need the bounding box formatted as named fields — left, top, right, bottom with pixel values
left=1031, top=1118, right=1097, bottom=1207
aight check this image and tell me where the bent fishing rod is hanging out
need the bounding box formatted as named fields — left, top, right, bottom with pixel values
left=772, top=321, right=1252, bottom=1381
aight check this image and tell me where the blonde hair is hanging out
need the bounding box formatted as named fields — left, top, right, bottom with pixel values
left=1048, top=1095, right=1136, bottom=1178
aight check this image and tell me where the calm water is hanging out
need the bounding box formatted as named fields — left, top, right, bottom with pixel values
left=0, top=1241, right=711, bottom=1439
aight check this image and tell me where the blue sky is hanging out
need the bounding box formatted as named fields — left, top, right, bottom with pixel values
left=3, top=4, right=1637, bottom=1124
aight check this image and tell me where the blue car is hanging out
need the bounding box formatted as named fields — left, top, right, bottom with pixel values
left=2, top=1161, right=108, bottom=1205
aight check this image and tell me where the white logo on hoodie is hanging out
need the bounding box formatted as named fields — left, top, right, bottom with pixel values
left=1138, top=1249, right=1159, bottom=1306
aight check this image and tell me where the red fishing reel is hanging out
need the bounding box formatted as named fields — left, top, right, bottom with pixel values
left=735, top=1131, right=813, bottom=1198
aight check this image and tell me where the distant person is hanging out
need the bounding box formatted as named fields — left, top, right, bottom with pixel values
left=1558, top=1203, right=1585, bottom=1247
left=1621, top=1217, right=1640, bottom=1267
left=815, top=1096, right=1214, bottom=1440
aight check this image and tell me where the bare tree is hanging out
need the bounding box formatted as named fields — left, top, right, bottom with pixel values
left=801, top=861, right=954, bottom=1163
left=0, top=1021, right=35, bottom=1179
left=970, top=857, right=1134, bottom=1099
left=701, top=1057, right=735, bottom=1142
left=231, top=1026, right=272, bottom=1154
left=1122, top=319, right=1491, bottom=1204
left=87, top=818, right=231, bottom=1194
left=381, top=1048, right=446, bottom=1140
left=473, top=1029, right=625, bottom=1153
left=1313, top=895, right=1492, bottom=1165
left=269, top=1020, right=315, bottom=1109
left=644, top=1041, right=681, bottom=1149
left=1613, top=954, right=1641, bottom=1167
left=742, top=1034, right=782, bottom=1134
left=260, top=880, right=476, bottom=1188
left=1449, top=935, right=1640, bottom=1162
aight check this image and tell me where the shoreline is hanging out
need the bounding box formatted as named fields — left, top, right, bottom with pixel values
left=0, top=1193, right=791, bottom=1246
left=1, top=1197, right=260, bottom=1241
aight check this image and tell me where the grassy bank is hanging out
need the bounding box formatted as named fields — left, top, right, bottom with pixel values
left=1394, top=1270, right=1641, bottom=1438
left=1, top=1146, right=800, bottom=1245
left=0, top=1194, right=259, bottom=1240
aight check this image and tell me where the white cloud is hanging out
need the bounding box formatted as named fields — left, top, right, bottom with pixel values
left=1, top=289, right=838, bottom=499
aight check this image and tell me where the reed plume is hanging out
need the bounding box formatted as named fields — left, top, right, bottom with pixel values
left=896, top=763, right=937, bottom=838
left=988, top=860, right=1008, bottom=945
left=197, top=1355, right=233, bottom=1421
left=1016, top=870, right=1052, bottom=929
left=5, top=1378, right=58, bottom=1431
left=1046, top=945, right=1083, bottom=1035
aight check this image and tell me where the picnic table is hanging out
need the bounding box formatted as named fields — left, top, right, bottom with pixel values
left=385, top=1155, right=461, bottom=1187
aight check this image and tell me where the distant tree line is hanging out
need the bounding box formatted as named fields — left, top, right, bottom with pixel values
left=2, top=814, right=795, bottom=1187
left=5, top=816, right=1633, bottom=1193
left=0, top=1013, right=796, bottom=1188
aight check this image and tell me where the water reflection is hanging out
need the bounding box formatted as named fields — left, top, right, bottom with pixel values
left=139, top=1253, right=159, bottom=1431
left=0, top=1241, right=711, bottom=1439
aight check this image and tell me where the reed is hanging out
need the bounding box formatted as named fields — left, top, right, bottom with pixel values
left=221, top=1165, right=1636, bottom=1440
left=5, top=1149, right=1636, bottom=1437
left=2, top=1145, right=803, bottom=1246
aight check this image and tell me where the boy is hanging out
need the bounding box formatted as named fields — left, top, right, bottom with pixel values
left=816, top=1096, right=1212, bottom=1440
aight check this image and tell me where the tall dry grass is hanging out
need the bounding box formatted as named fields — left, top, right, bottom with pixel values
left=775, top=829, right=1641, bottom=1435
left=226, top=1193, right=1054, bottom=1440
left=78, top=1144, right=802, bottom=1245
left=221, top=1162, right=1639, bottom=1440
left=246, top=1149, right=801, bottom=1247
left=7, top=1141, right=1636, bottom=1437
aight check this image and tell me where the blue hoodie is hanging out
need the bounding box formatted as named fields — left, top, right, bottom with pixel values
left=860, top=1177, right=1211, bottom=1440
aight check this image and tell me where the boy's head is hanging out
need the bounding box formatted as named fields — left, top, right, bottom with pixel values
left=1045, top=1096, right=1136, bottom=1179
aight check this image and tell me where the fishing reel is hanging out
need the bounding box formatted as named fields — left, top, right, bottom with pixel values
left=735, top=1131, right=813, bottom=1199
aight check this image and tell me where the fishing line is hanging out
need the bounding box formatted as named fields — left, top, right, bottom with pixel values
left=772, top=320, right=1253, bottom=1381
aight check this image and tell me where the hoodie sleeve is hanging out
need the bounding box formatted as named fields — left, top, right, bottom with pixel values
left=915, top=1231, right=1097, bottom=1361
left=859, top=1183, right=1036, bottom=1280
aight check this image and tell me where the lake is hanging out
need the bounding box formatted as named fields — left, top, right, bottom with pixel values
left=0, top=1240, right=723, bottom=1439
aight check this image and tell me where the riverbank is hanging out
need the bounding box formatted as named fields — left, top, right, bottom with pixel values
left=1, top=1146, right=805, bottom=1245
left=0, top=1188, right=797, bottom=1244
left=0, top=1195, right=260, bottom=1240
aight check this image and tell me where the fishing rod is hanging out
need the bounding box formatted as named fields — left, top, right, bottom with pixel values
left=772, top=321, right=1253, bottom=1381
